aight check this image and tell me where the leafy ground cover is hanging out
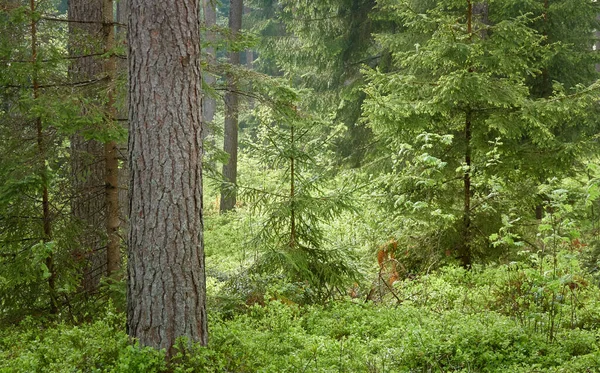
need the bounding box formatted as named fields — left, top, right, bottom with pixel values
left=3, top=254, right=600, bottom=372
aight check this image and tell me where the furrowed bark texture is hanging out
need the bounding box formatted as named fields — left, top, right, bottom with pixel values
left=127, top=0, right=207, bottom=355
left=69, top=0, right=106, bottom=292
left=220, top=0, right=243, bottom=212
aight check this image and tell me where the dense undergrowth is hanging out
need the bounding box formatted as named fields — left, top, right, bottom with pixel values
left=3, top=252, right=600, bottom=372
left=3, top=160, right=600, bottom=372
left=4, top=170, right=600, bottom=372
left=2, top=0, right=600, bottom=371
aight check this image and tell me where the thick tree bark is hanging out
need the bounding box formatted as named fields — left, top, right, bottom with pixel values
left=69, top=0, right=106, bottom=292
left=202, top=0, right=216, bottom=142
left=127, top=0, right=207, bottom=356
left=220, top=0, right=243, bottom=212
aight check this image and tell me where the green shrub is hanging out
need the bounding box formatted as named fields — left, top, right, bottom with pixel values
left=3, top=261, right=600, bottom=372
left=0, top=309, right=128, bottom=373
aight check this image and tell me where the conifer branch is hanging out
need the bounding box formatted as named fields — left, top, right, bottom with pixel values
left=3, top=77, right=107, bottom=89
left=40, top=16, right=126, bottom=27
left=3, top=53, right=126, bottom=64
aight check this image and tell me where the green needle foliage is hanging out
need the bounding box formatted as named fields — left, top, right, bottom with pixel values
left=246, top=90, right=359, bottom=300
left=0, top=1, right=74, bottom=320
left=0, top=1, right=125, bottom=321
left=249, top=0, right=391, bottom=167
left=362, top=0, right=600, bottom=267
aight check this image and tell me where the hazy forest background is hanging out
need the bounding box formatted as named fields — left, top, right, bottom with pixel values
left=3, top=0, right=600, bottom=371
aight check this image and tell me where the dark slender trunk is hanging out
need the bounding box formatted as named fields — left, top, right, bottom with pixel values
left=534, top=0, right=550, bottom=218
left=290, top=123, right=296, bottom=248
left=127, top=0, right=207, bottom=356
left=103, top=0, right=121, bottom=277
left=220, top=0, right=243, bottom=212
left=461, top=109, right=472, bottom=269
left=244, top=6, right=254, bottom=109
left=116, top=0, right=130, bottom=250
left=202, top=0, right=216, bottom=142
left=539, top=0, right=551, bottom=97
left=31, top=0, right=57, bottom=313
left=459, top=1, right=474, bottom=269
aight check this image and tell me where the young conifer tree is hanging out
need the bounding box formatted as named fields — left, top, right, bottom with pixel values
left=362, top=0, right=600, bottom=267
left=248, top=92, right=358, bottom=300
left=0, top=0, right=85, bottom=317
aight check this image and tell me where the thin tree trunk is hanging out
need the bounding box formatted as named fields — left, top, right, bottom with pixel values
left=31, top=0, right=57, bottom=313
left=244, top=5, right=254, bottom=109
left=220, top=0, right=243, bottom=212
left=202, top=0, right=216, bottom=142
left=103, top=0, right=121, bottom=277
left=459, top=1, right=474, bottom=269
left=116, top=0, right=130, bottom=249
left=116, top=0, right=128, bottom=25
left=290, top=123, right=296, bottom=249
left=127, top=0, right=207, bottom=356
left=534, top=0, right=550, bottom=218
left=461, top=109, right=472, bottom=269
left=246, top=49, right=254, bottom=71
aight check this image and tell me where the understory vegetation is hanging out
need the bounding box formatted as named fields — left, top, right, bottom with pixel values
left=4, top=172, right=600, bottom=372
left=3, top=0, right=600, bottom=370
left=3, top=252, right=600, bottom=372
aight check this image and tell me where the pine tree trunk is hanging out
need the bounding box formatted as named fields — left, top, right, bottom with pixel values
left=461, top=109, right=472, bottom=269
left=220, top=0, right=243, bottom=212
left=460, top=1, right=474, bottom=269
left=289, top=123, right=296, bottom=248
left=30, top=0, right=57, bottom=314
left=69, top=0, right=107, bottom=292
left=30, top=0, right=54, bottom=312
left=459, top=0, right=487, bottom=268
left=116, top=0, right=130, bottom=251
left=202, top=0, right=217, bottom=142
left=127, top=0, right=207, bottom=356
left=102, top=0, right=121, bottom=277
left=244, top=5, right=254, bottom=109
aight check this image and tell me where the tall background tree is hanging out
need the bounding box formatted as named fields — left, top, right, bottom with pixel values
left=68, top=0, right=124, bottom=293
left=101, top=0, right=120, bottom=278
left=250, top=0, right=385, bottom=167
left=202, top=0, right=217, bottom=145
left=68, top=0, right=106, bottom=293
left=221, top=0, right=244, bottom=212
